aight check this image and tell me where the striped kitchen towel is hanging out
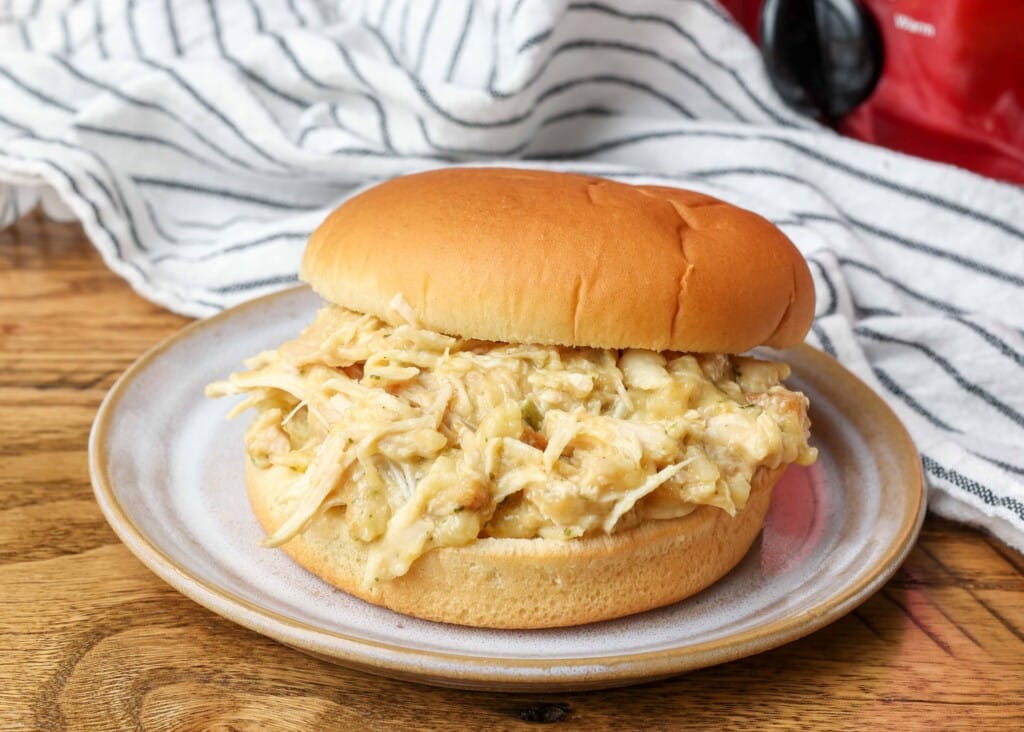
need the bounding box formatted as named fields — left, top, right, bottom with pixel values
left=2, top=0, right=1023, bottom=552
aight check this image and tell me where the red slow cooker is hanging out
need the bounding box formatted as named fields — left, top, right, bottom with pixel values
left=720, top=0, right=1024, bottom=184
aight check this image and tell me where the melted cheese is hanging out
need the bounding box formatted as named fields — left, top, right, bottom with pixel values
left=207, top=305, right=817, bottom=585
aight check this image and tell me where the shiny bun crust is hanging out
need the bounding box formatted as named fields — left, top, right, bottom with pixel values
left=247, top=461, right=783, bottom=629
left=301, top=168, right=815, bottom=353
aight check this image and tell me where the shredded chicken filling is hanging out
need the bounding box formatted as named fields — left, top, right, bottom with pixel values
left=207, top=304, right=817, bottom=585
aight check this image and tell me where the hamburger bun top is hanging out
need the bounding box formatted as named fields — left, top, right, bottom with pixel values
left=301, top=168, right=815, bottom=353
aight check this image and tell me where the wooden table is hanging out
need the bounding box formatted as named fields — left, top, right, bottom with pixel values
left=3, top=213, right=1023, bottom=731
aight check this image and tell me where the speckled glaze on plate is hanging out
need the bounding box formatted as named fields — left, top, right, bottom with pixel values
left=89, top=286, right=925, bottom=692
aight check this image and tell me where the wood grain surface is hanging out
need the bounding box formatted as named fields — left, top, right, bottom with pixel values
left=2, top=213, right=1023, bottom=731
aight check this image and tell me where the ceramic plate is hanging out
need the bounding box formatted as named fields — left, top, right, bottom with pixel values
left=90, top=286, right=925, bottom=692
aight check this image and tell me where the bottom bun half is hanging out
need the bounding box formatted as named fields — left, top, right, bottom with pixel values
left=246, top=461, right=784, bottom=629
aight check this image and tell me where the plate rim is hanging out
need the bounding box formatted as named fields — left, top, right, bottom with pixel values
left=89, top=285, right=926, bottom=691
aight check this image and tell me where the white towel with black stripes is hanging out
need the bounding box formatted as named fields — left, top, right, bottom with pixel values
left=2, top=0, right=1023, bottom=553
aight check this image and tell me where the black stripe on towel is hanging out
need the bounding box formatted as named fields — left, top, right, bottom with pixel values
left=923, top=455, right=1024, bottom=522
left=856, top=326, right=1024, bottom=430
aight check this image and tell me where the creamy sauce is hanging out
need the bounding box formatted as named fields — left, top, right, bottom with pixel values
left=207, top=305, right=817, bottom=585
